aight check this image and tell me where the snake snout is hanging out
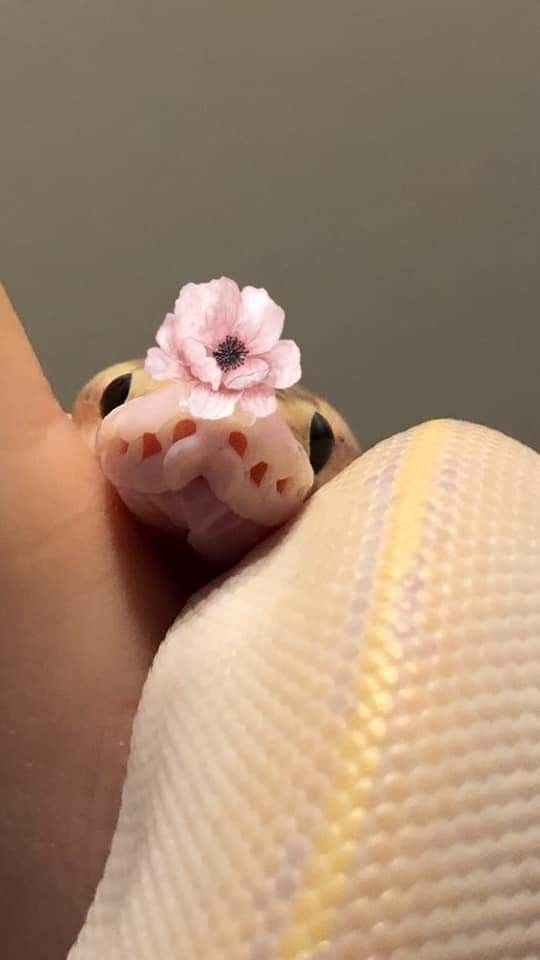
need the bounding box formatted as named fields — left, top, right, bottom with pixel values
left=95, top=384, right=314, bottom=561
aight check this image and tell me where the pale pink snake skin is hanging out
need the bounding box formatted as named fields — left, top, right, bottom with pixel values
left=68, top=417, right=540, bottom=960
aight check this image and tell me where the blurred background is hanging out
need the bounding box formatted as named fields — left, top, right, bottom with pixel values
left=2, top=0, right=540, bottom=451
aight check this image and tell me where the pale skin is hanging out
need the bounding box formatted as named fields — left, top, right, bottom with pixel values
left=0, top=286, right=357, bottom=958
left=0, top=286, right=190, bottom=958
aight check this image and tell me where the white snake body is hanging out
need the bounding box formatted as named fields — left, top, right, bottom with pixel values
left=70, top=370, right=540, bottom=960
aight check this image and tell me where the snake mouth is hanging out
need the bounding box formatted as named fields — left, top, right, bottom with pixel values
left=96, top=383, right=314, bottom=561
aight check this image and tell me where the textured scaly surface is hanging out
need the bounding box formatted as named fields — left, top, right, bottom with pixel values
left=70, top=419, right=540, bottom=960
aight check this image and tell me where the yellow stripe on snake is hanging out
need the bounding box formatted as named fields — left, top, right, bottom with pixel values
left=68, top=414, right=540, bottom=960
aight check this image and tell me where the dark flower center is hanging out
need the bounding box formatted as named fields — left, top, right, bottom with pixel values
left=213, top=334, right=248, bottom=372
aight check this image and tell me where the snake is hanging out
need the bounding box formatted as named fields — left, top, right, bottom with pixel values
left=72, top=359, right=360, bottom=564
left=69, top=366, right=540, bottom=959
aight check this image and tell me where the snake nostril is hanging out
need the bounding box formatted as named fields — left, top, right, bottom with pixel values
left=250, top=462, right=268, bottom=486
left=100, top=373, right=133, bottom=418
left=173, top=419, right=197, bottom=442
left=229, top=431, right=248, bottom=457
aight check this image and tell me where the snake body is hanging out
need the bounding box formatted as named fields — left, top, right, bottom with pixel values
left=73, top=360, right=359, bottom=563
left=67, top=415, right=540, bottom=960
left=68, top=326, right=540, bottom=960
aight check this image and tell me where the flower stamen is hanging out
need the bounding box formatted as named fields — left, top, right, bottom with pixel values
left=213, top=334, right=248, bottom=372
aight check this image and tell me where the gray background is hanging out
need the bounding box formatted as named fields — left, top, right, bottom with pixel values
left=2, top=0, right=540, bottom=451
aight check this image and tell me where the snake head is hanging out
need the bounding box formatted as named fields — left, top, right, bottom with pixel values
left=72, top=361, right=359, bottom=564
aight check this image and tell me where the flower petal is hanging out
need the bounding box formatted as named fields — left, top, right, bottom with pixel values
left=188, top=383, right=238, bottom=419
left=190, top=356, right=222, bottom=390
left=263, top=339, right=302, bottom=389
left=236, top=286, right=284, bottom=354
left=210, top=277, right=242, bottom=343
left=144, top=347, right=189, bottom=382
left=173, top=283, right=216, bottom=342
left=175, top=278, right=241, bottom=348
left=223, top=357, right=270, bottom=390
left=239, top=385, right=277, bottom=419
left=182, top=337, right=208, bottom=365
left=156, top=312, right=182, bottom=354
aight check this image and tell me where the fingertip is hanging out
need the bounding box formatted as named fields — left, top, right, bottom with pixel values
left=0, top=285, right=64, bottom=447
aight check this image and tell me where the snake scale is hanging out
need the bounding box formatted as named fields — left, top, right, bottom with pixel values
left=67, top=290, right=540, bottom=959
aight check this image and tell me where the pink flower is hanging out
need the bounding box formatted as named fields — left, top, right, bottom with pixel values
left=144, top=277, right=301, bottom=420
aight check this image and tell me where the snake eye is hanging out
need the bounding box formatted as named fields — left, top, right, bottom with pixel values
left=100, top=373, right=133, bottom=418
left=309, top=411, right=334, bottom=473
